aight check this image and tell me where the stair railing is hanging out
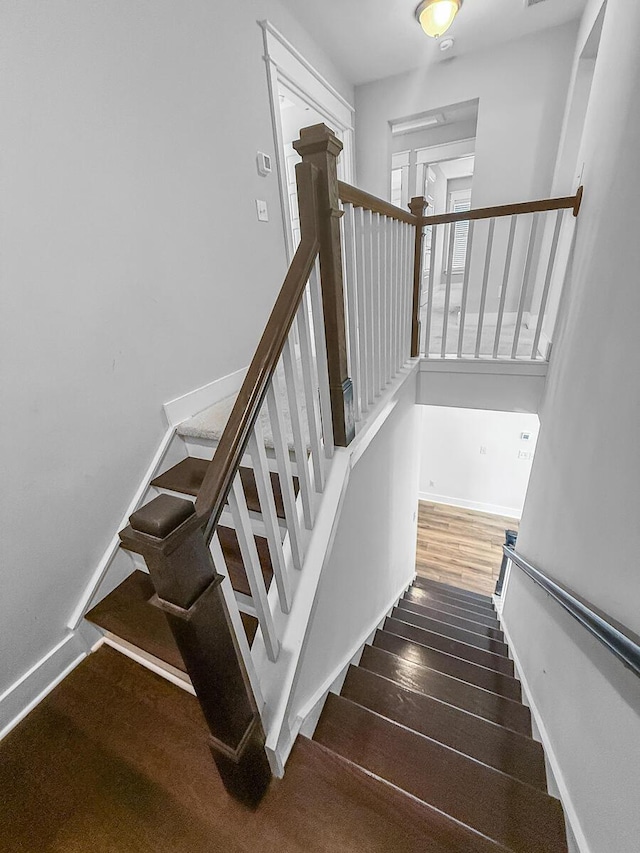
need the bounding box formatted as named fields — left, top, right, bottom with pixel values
left=115, top=120, right=584, bottom=805
left=118, top=123, right=425, bottom=806
left=419, top=187, right=583, bottom=360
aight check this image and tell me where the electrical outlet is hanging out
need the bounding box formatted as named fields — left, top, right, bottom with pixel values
left=480, top=446, right=487, bottom=455
left=256, top=199, right=269, bottom=222
left=518, top=450, right=533, bottom=461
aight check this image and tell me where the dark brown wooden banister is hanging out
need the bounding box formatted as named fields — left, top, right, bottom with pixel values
left=423, top=187, right=583, bottom=227
left=118, top=122, right=585, bottom=807
left=121, top=126, right=355, bottom=807
left=338, top=180, right=419, bottom=226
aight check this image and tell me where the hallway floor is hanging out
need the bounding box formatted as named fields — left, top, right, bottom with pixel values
left=416, top=501, right=519, bottom=597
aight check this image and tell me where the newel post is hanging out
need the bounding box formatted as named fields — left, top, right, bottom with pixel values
left=409, top=196, right=427, bottom=358
left=123, top=494, right=271, bottom=807
left=293, top=124, right=355, bottom=447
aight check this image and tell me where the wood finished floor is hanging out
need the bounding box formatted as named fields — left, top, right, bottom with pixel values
left=0, top=646, right=443, bottom=853
left=415, top=501, right=519, bottom=597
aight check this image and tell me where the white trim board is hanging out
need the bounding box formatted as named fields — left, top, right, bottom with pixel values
left=163, top=366, right=247, bottom=427
left=418, top=493, right=522, bottom=520
left=498, top=613, right=591, bottom=853
left=0, top=627, right=92, bottom=742
left=69, top=366, right=250, bottom=630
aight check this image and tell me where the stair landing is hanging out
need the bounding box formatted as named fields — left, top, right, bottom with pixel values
left=0, top=645, right=503, bottom=853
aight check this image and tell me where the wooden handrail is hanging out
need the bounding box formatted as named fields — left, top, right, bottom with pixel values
left=504, top=546, right=640, bottom=679
left=196, top=162, right=320, bottom=536
left=338, top=180, right=418, bottom=226
left=423, top=187, right=583, bottom=227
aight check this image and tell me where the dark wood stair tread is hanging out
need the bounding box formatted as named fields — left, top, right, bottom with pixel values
left=384, top=617, right=514, bottom=675
left=405, top=585, right=497, bottom=617
left=397, top=598, right=505, bottom=640
left=342, top=665, right=546, bottom=789
left=217, top=525, right=273, bottom=598
left=300, top=738, right=514, bottom=853
left=404, top=587, right=501, bottom=628
left=391, top=607, right=509, bottom=656
left=361, top=644, right=530, bottom=734
left=373, top=630, right=522, bottom=702
left=314, top=695, right=567, bottom=853
left=86, top=571, right=258, bottom=672
left=151, top=458, right=298, bottom=519
left=412, top=576, right=494, bottom=605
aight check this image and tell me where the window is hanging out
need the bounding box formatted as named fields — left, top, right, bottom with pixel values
left=449, top=191, right=472, bottom=272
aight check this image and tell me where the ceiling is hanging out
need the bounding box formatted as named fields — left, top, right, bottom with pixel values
left=279, top=0, right=589, bottom=86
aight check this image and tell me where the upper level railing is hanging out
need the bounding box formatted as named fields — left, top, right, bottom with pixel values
left=419, top=187, right=583, bottom=361
left=119, top=122, right=584, bottom=806
left=501, top=546, right=640, bottom=679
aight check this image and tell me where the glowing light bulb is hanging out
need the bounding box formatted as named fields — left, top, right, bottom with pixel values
left=415, top=0, right=462, bottom=39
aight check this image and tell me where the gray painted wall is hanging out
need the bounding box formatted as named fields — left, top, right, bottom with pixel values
left=0, top=0, right=352, bottom=707
left=502, top=1, right=640, bottom=850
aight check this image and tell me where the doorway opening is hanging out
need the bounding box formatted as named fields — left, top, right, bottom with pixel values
left=416, top=405, right=539, bottom=596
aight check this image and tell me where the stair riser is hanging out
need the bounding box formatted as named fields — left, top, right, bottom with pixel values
left=407, top=588, right=497, bottom=617
left=397, top=600, right=504, bottom=640
left=342, top=666, right=547, bottom=790
left=404, top=589, right=501, bottom=628
left=412, top=577, right=494, bottom=605
left=362, top=644, right=529, bottom=734
left=373, top=631, right=523, bottom=703
left=315, top=696, right=567, bottom=853
left=391, top=608, right=509, bottom=656
left=384, top=619, right=514, bottom=676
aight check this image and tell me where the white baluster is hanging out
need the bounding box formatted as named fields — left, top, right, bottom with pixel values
left=404, top=222, right=413, bottom=361
left=424, top=223, right=437, bottom=357
left=512, top=212, right=540, bottom=359
left=354, top=206, right=370, bottom=413
left=308, top=259, right=335, bottom=457
left=493, top=215, right=518, bottom=359
left=457, top=220, right=475, bottom=358
left=363, top=209, right=376, bottom=404
left=475, top=219, right=496, bottom=358
left=296, top=288, right=325, bottom=489
left=531, top=209, right=564, bottom=359
left=442, top=222, right=456, bottom=357
left=342, top=203, right=361, bottom=422
left=266, top=371, right=304, bottom=569
left=228, top=473, right=280, bottom=662
left=247, top=419, right=292, bottom=614
left=282, top=337, right=313, bottom=529
left=373, top=212, right=382, bottom=394
left=210, top=531, right=265, bottom=707
left=392, top=219, right=401, bottom=374
left=382, top=217, right=390, bottom=385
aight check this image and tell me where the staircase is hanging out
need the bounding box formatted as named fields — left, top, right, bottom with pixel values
left=311, top=576, right=568, bottom=853
left=60, top=122, right=582, bottom=832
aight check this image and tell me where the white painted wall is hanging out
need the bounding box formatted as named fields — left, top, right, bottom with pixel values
left=288, top=373, right=420, bottom=718
left=502, top=1, right=640, bottom=850
left=419, top=407, right=539, bottom=518
left=354, top=23, right=578, bottom=207
left=0, top=0, right=352, bottom=726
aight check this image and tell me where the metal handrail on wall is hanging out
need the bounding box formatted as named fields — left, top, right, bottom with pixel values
left=502, top=546, right=640, bottom=679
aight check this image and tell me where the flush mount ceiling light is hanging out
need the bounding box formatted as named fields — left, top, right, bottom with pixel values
left=415, top=0, right=463, bottom=39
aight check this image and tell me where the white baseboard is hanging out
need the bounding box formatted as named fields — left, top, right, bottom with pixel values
left=0, top=627, right=93, bottom=741
left=67, top=426, right=176, bottom=629
left=498, top=613, right=591, bottom=853
left=294, top=573, right=414, bottom=733
left=163, top=366, right=247, bottom=427
left=419, top=492, right=522, bottom=520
